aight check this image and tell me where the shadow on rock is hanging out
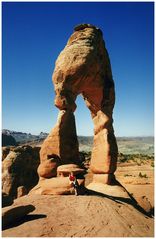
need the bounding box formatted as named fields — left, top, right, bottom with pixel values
left=2, top=193, right=14, bottom=208
left=3, top=213, right=47, bottom=230
left=2, top=204, right=46, bottom=230
left=80, top=183, right=154, bottom=218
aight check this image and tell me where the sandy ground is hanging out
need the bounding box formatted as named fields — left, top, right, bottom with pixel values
left=116, top=161, right=154, bottom=207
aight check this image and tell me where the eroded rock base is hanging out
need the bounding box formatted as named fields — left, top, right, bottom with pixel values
left=31, top=163, right=85, bottom=195
left=29, top=177, right=85, bottom=195
left=87, top=182, right=130, bottom=198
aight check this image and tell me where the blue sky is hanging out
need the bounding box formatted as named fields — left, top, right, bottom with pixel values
left=2, top=2, right=154, bottom=136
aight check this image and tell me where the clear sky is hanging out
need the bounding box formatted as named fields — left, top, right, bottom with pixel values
left=2, top=2, right=154, bottom=136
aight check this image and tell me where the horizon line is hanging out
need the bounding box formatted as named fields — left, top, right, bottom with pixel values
left=2, top=128, right=154, bottom=138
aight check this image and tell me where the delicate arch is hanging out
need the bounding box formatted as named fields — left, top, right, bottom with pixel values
left=39, top=24, right=118, bottom=185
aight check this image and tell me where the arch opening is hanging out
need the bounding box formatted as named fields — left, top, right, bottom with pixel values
left=75, top=94, right=94, bottom=153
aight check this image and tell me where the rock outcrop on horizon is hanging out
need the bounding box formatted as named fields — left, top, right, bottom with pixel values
left=38, top=23, right=118, bottom=192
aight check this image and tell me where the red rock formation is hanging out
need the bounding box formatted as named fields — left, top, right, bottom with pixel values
left=40, top=110, right=79, bottom=164
left=30, top=177, right=84, bottom=195
left=2, top=146, right=40, bottom=198
left=39, top=23, right=118, bottom=186
left=37, top=157, right=60, bottom=178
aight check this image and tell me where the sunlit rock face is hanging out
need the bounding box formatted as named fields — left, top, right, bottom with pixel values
left=2, top=146, right=40, bottom=198
left=39, top=23, right=118, bottom=187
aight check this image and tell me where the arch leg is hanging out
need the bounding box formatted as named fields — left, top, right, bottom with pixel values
left=40, top=89, right=79, bottom=166
left=82, top=86, right=118, bottom=184
left=40, top=109, right=79, bottom=165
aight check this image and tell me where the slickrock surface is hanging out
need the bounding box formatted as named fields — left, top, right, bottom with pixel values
left=2, top=204, right=35, bottom=229
left=2, top=194, right=154, bottom=237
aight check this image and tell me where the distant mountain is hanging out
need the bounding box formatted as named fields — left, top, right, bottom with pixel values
left=2, top=129, right=48, bottom=143
left=39, top=132, right=49, bottom=139
left=2, top=130, right=154, bottom=155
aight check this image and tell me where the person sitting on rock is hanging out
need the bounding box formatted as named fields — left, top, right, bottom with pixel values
left=69, top=172, right=79, bottom=196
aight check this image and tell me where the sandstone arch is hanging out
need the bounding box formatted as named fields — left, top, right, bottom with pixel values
left=39, top=24, right=118, bottom=185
